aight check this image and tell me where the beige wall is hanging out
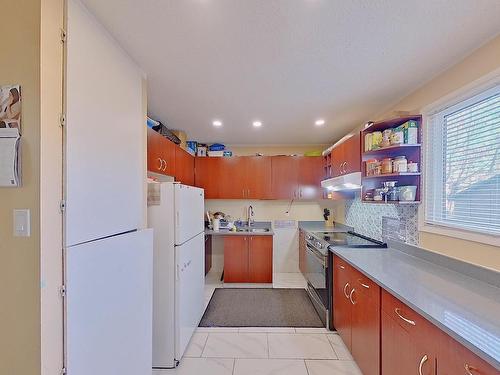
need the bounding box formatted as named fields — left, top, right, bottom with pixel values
left=0, top=1, right=42, bottom=374
left=352, top=35, right=500, bottom=270
left=40, top=0, right=64, bottom=374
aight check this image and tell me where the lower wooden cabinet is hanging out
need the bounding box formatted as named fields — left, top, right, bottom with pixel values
left=438, top=331, right=498, bottom=375
left=223, top=235, right=273, bottom=283
left=331, top=258, right=498, bottom=375
left=381, top=290, right=437, bottom=375
left=332, top=256, right=380, bottom=375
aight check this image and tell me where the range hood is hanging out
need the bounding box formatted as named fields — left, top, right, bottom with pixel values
left=321, top=172, right=362, bottom=191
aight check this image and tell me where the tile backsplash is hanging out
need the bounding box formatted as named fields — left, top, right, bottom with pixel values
left=344, top=194, right=419, bottom=245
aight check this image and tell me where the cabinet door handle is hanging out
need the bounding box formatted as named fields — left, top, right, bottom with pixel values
left=418, top=354, right=428, bottom=375
left=157, top=158, right=163, bottom=170
left=358, top=278, right=370, bottom=289
left=299, top=189, right=302, bottom=198
left=339, top=265, right=345, bottom=270
left=464, top=364, right=477, bottom=375
left=339, top=163, right=343, bottom=174
left=344, top=161, right=348, bottom=173
left=247, top=188, right=250, bottom=197
left=242, top=189, right=245, bottom=198
left=394, top=308, right=416, bottom=326
left=162, top=159, right=167, bottom=171
left=349, top=288, right=356, bottom=305
left=343, top=282, right=350, bottom=298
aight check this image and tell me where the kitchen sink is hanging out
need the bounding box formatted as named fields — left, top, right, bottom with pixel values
left=248, top=228, right=270, bottom=233
left=233, top=227, right=270, bottom=233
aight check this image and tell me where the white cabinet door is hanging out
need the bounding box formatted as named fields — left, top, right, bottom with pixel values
left=65, top=0, right=144, bottom=246
left=65, top=230, right=153, bottom=375
left=175, top=233, right=204, bottom=360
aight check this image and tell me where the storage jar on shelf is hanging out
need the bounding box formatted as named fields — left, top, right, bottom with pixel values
left=393, top=156, right=408, bottom=173
left=381, top=158, right=393, bottom=174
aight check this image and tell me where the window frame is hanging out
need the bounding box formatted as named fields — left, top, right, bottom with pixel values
left=419, top=71, right=500, bottom=247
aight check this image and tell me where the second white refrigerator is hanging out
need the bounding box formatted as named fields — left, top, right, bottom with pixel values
left=149, top=182, right=205, bottom=369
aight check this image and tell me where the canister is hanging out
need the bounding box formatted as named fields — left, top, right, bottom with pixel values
left=393, top=156, right=408, bottom=172
left=381, top=158, right=393, bottom=174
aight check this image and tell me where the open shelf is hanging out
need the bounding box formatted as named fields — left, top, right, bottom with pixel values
left=362, top=200, right=421, bottom=204
left=362, top=144, right=421, bottom=155
left=363, top=172, right=421, bottom=179
left=361, top=115, right=423, bottom=205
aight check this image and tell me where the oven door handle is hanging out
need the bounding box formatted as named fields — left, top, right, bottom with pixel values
left=306, top=243, right=326, bottom=264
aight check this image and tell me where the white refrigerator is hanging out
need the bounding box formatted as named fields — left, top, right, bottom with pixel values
left=149, top=182, right=205, bottom=369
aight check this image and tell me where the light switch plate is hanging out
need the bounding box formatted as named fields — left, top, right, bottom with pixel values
left=13, top=209, right=30, bottom=237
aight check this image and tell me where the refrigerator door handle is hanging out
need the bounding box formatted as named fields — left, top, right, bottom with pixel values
left=176, top=264, right=180, bottom=281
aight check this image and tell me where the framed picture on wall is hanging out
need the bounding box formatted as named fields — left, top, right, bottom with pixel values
left=0, top=85, right=21, bottom=133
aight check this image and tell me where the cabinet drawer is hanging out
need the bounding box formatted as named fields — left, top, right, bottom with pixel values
left=352, top=270, right=380, bottom=301
left=382, top=290, right=435, bottom=342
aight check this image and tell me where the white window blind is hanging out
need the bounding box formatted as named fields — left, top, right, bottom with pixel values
left=425, top=84, right=500, bottom=236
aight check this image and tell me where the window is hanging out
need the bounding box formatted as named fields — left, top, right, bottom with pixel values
left=425, top=84, right=500, bottom=237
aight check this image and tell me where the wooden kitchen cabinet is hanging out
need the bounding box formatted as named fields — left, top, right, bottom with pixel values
left=147, top=127, right=176, bottom=176
left=298, top=156, right=324, bottom=199
left=248, top=236, right=273, bottom=283
left=271, top=156, right=299, bottom=199
left=438, top=331, right=498, bottom=375
left=332, top=256, right=380, bottom=375
left=194, top=157, right=220, bottom=198
left=245, top=156, right=272, bottom=199
left=330, top=132, right=361, bottom=177
left=381, top=289, right=437, bottom=375
left=223, top=236, right=249, bottom=282
left=217, top=156, right=272, bottom=199
left=223, top=235, right=273, bottom=283
left=174, top=146, right=195, bottom=185
left=218, top=157, right=247, bottom=199
left=333, top=256, right=353, bottom=351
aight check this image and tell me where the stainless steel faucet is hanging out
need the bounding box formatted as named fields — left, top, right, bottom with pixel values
left=247, top=205, right=254, bottom=227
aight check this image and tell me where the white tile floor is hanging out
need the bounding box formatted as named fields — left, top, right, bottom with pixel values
left=152, top=271, right=362, bottom=374
left=153, top=328, right=362, bottom=375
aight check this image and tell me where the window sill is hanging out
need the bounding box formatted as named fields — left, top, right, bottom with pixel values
left=419, top=223, right=500, bottom=247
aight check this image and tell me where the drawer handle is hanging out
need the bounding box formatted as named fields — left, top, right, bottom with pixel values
left=418, top=354, right=428, bottom=375
left=349, top=288, right=356, bottom=305
left=343, top=282, right=350, bottom=299
left=358, top=278, right=370, bottom=289
left=395, top=308, right=416, bottom=326
left=464, top=364, right=476, bottom=375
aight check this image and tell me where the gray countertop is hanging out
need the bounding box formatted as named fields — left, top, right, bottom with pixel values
left=298, top=221, right=353, bottom=233
left=205, top=221, right=274, bottom=236
left=330, top=242, right=500, bottom=370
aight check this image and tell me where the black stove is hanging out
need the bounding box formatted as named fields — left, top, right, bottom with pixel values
left=319, top=231, right=387, bottom=249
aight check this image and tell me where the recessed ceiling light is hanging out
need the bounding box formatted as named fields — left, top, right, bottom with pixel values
left=212, top=120, right=222, bottom=127
left=315, top=119, right=325, bottom=126
left=252, top=120, right=263, bottom=127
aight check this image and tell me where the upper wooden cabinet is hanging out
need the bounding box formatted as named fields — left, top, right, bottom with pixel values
left=194, top=157, right=220, bottom=198
left=245, top=156, right=272, bottom=199
left=147, top=128, right=176, bottom=176
left=218, top=156, right=272, bottom=199
left=330, top=132, right=361, bottom=177
left=271, top=156, right=299, bottom=199
left=298, top=156, right=324, bottom=199
left=174, top=146, right=194, bottom=185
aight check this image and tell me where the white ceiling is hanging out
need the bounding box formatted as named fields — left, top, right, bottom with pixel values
left=80, top=0, right=500, bottom=145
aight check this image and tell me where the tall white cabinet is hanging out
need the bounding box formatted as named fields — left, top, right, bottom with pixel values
left=64, top=1, right=152, bottom=374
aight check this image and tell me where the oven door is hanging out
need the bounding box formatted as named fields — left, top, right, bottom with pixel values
left=305, top=243, right=328, bottom=308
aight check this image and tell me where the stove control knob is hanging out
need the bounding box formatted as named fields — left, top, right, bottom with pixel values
left=316, top=242, right=323, bottom=249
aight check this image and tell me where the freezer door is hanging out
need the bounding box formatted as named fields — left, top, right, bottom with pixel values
left=65, top=230, right=153, bottom=375
left=174, top=184, right=205, bottom=245
left=175, top=232, right=205, bottom=360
